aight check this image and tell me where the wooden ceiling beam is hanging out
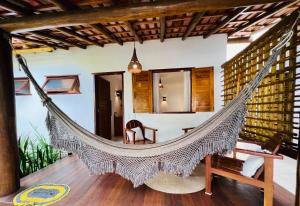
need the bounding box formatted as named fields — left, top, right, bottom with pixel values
left=0, top=0, right=86, bottom=49
left=90, top=24, right=123, bottom=45
left=227, top=37, right=252, bottom=44
left=14, top=47, right=55, bottom=54
left=91, top=23, right=123, bottom=45
left=31, top=31, right=86, bottom=49
left=0, top=0, right=291, bottom=33
left=182, top=12, right=205, bottom=40
left=11, top=34, right=68, bottom=50
left=229, top=1, right=298, bottom=36
left=56, top=27, right=104, bottom=47
left=160, top=16, right=166, bottom=42
left=204, top=7, right=248, bottom=39
left=47, top=0, right=78, bottom=11
left=49, top=0, right=114, bottom=46
left=124, top=21, right=143, bottom=44
left=0, top=1, right=34, bottom=15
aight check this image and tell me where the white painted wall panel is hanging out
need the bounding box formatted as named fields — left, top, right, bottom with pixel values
left=13, top=35, right=227, bottom=142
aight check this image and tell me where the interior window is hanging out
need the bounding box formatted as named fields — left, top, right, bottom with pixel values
left=42, top=75, right=80, bottom=94
left=14, top=78, right=30, bottom=95
left=153, top=70, right=191, bottom=113
left=132, top=67, right=214, bottom=113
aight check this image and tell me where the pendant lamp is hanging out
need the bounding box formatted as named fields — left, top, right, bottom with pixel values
left=128, top=42, right=142, bottom=73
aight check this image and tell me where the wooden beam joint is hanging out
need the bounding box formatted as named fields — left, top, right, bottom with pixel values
left=91, top=24, right=123, bottom=46
left=160, top=16, right=166, bottom=42
left=182, top=12, right=205, bottom=40
left=125, top=21, right=143, bottom=44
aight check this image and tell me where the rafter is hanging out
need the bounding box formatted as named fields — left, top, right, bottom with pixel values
left=47, top=0, right=78, bottom=11
left=0, top=0, right=85, bottom=49
left=160, top=16, right=166, bottom=42
left=11, top=34, right=68, bottom=50
left=90, top=24, right=123, bottom=45
left=31, top=31, right=86, bottom=49
left=204, top=7, right=248, bottom=39
left=182, top=12, right=205, bottom=40
left=125, top=21, right=143, bottom=44
left=0, top=0, right=34, bottom=15
left=14, top=47, right=55, bottom=54
left=49, top=0, right=122, bottom=46
left=228, top=37, right=252, bottom=44
left=56, top=27, right=104, bottom=47
left=229, top=1, right=298, bottom=36
left=0, top=0, right=291, bottom=33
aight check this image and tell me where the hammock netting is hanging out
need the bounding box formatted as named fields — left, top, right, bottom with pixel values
left=15, top=17, right=296, bottom=187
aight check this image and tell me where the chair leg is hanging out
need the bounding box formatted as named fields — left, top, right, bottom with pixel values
left=205, top=155, right=212, bottom=195
left=264, top=157, right=273, bottom=206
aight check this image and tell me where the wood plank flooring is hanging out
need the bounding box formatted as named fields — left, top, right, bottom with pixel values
left=0, top=156, right=295, bottom=206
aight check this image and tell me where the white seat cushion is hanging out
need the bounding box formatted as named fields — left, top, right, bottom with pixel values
left=240, top=156, right=264, bottom=177
left=127, top=127, right=144, bottom=142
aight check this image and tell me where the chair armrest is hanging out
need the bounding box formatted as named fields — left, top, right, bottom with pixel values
left=237, top=139, right=264, bottom=145
left=143, top=126, right=157, bottom=143
left=124, top=128, right=136, bottom=144
left=233, top=148, right=283, bottom=159
left=182, top=127, right=195, bottom=133
left=125, top=128, right=136, bottom=134
left=144, top=126, right=157, bottom=131
left=182, top=127, right=195, bottom=130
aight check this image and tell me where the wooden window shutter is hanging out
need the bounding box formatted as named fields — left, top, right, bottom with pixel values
left=132, top=71, right=153, bottom=113
left=192, top=67, right=214, bottom=112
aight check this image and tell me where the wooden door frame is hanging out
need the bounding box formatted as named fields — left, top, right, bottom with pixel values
left=93, top=71, right=125, bottom=136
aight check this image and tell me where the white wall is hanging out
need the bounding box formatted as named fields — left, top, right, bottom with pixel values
left=227, top=43, right=249, bottom=60
left=159, top=72, right=185, bottom=112
left=13, top=35, right=227, bottom=142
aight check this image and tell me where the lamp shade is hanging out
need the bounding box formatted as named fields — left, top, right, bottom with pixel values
left=128, top=47, right=142, bottom=73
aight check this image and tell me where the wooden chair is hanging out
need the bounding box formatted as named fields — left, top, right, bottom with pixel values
left=205, top=135, right=283, bottom=206
left=124, top=120, right=157, bottom=144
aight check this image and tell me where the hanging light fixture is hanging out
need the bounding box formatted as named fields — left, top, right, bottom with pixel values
left=128, top=42, right=142, bottom=73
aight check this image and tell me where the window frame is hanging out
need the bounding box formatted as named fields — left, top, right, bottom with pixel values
left=151, top=68, right=194, bottom=114
left=42, top=75, right=80, bottom=94
left=14, top=77, right=31, bottom=96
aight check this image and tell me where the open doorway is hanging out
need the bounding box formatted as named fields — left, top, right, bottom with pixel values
left=94, top=72, right=124, bottom=141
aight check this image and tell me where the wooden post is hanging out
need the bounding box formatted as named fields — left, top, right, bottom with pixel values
left=205, top=155, right=212, bottom=195
left=0, top=30, right=20, bottom=197
left=264, top=157, right=273, bottom=206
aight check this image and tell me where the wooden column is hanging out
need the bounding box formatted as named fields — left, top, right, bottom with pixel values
left=264, top=158, right=273, bottom=206
left=205, top=155, right=212, bottom=195
left=0, top=30, right=20, bottom=197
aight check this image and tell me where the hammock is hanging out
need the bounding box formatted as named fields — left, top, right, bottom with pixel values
left=15, top=21, right=295, bottom=187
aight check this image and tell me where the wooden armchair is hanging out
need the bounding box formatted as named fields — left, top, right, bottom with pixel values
left=124, top=120, right=157, bottom=144
left=205, top=136, right=283, bottom=206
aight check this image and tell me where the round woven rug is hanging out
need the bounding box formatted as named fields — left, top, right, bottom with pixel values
left=145, top=164, right=205, bottom=194
left=13, top=183, right=70, bottom=206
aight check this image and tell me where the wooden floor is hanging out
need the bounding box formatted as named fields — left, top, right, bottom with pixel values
left=0, top=156, right=295, bottom=206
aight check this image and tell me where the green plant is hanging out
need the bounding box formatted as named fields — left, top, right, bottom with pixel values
left=18, top=130, right=61, bottom=178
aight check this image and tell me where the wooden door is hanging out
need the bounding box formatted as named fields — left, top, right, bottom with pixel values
left=95, top=76, right=112, bottom=139
left=132, top=71, right=153, bottom=113
left=192, top=67, right=214, bottom=112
